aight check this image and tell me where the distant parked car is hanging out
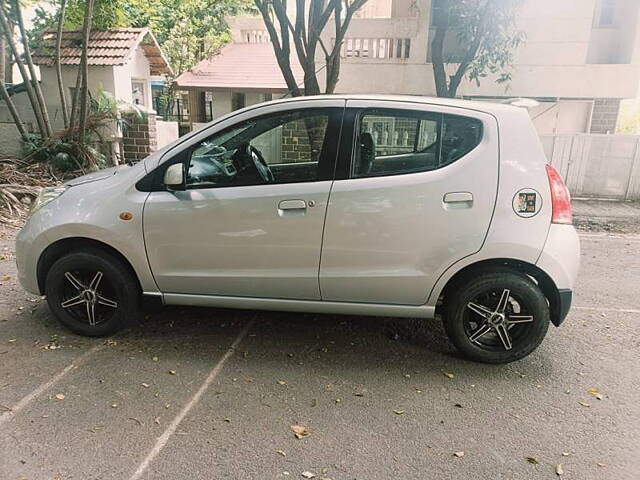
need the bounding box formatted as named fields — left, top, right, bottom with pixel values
left=16, top=95, right=580, bottom=364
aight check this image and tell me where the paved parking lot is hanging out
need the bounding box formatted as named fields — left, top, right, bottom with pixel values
left=1, top=226, right=639, bottom=480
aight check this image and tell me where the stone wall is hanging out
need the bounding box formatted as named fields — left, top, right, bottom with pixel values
left=122, top=111, right=157, bottom=162
left=590, top=98, right=621, bottom=134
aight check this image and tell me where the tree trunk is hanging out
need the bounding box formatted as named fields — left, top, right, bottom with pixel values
left=55, top=0, right=69, bottom=129
left=0, top=4, right=48, bottom=137
left=0, top=78, right=27, bottom=140
left=255, top=0, right=302, bottom=96
left=0, top=1, right=5, bottom=85
left=13, top=0, right=53, bottom=137
left=431, top=22, right=450, bottom=97
left=77, top=0, right=94, bottom=143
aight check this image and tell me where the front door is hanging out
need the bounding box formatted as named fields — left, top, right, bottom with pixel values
left=320, top=100, right=500, bottom=305
left=144, top=106, right=343, bottom=300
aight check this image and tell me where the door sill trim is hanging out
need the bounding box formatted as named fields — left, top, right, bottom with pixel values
left=162, top=293, right=436, bottom=319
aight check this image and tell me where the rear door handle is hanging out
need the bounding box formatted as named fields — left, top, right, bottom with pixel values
left=278, top=199, right=307, bottom=210
left=443, top=192, right=473, bottom=203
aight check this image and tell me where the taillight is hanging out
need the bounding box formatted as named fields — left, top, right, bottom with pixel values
left=545, top=164, right=572, bottom=224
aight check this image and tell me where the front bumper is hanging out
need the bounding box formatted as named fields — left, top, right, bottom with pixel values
left=15, top=215, right=47, bottom=295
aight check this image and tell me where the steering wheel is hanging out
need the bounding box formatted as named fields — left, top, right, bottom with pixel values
left=247, top=144, right=274, bottom=183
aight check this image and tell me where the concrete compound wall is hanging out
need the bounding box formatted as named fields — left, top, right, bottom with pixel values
left=541, top=133, right=640, bottom=200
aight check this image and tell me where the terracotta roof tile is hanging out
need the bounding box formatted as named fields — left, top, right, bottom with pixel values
left=174, top=43, right=304, bottom=92
left=33, top=28, right=172, bottom=75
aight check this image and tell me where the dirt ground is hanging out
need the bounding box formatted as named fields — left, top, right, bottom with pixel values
left=1, top=222, right=639, bottom=480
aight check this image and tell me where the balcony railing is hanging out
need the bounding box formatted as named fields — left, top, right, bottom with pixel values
left=337, top=37, right=411, bottom=60
left=241, top=29, right=270, bottom=43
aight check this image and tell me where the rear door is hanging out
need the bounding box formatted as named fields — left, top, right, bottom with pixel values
left=319, top=100, right=499, bottom=305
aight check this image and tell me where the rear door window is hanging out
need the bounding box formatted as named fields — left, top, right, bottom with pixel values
left=352, top=109, right=483, bottom=178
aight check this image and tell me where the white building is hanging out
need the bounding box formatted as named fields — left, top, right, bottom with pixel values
left=31, top=27, right=173, bottom=128
left=176, top=0, right=640, bottom=135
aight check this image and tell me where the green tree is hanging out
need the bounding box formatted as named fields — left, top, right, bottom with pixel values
left=430, top=0, right=525, bottom=98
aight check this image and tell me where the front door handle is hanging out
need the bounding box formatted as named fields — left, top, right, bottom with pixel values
left=443, top=192, right=473, bottom=203
left=278, top=199, right=307, bottom=217
left=278, top=199, right=307, bottom=210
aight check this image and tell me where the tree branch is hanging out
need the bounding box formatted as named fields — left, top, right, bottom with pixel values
left=55, top=0, right=69, bottom=128
left=13, top=0, right=52, bottom=137
left=0, top=2, right=48, bottom=137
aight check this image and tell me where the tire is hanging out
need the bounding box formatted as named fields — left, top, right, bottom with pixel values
left=444, top=270, right=550, bottom=364
left=45, top=249, right=141, bottom=337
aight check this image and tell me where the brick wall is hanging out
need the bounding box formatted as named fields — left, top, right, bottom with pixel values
left=280, top=117, right=327, bottom=163
left=122, top=111, right=157, bottom=162
left=590, top=98, right=621, bottom=134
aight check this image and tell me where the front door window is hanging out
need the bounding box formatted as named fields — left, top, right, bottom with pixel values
left=185, top=110, right=333, bottom=189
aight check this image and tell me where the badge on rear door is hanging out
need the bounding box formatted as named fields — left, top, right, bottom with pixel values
left=512, top=189, right=541, bottom=218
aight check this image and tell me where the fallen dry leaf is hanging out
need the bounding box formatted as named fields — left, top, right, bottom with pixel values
left=2, top=275, right=10, bottom=281
left=443, top=372, right=455, bottom=379
left=453, top=451, right=465, bottom=458
left=526, top=457, right=539, bottom=465
left=290, top=425, right=310, bottom=439
left=54, top=393, right=65, bottom=400
left=301, top=472, right=315, bottom=479
left=277, top=380, right=287, bottom=385
left=587, top=388, right=600, bottom=395
left=556, top=464, right=564, bottom=476
left=152, top=356, right=159, bottom=362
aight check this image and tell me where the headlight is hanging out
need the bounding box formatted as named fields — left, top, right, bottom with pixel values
left=29, top=186, right=67, bottom=216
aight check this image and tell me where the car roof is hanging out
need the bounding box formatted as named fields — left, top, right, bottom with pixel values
left=267, top=94, right=523, bottom=117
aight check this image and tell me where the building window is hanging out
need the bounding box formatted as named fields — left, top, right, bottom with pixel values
left=131, top=80, right=146, bottom=106
left=231, top=92, right=246, bottom=111
left=595, top=0, right=617, bottom=27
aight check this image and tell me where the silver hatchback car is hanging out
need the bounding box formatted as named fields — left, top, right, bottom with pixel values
left=16, top=95, right=580, bottom=363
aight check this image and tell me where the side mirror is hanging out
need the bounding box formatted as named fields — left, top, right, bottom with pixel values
left=164, top=163, right=185, bottom=191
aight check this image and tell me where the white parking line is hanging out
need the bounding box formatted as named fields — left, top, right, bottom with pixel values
left=574, top=306, right=640, bottom=314
left=128, top=321, right=253, bottom=480
left=0, top=343, right=104, bottom=427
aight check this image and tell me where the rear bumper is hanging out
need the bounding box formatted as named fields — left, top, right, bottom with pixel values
left=536, top=224, right=579, bottom=327
left=553, top=288, right=573, bottom=327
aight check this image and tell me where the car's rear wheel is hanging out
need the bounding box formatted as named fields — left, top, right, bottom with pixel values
left=45, top=249, right=140, bottom=336
left=444, top=271, right=550, bottom=364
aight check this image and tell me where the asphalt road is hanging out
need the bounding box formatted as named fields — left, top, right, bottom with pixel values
left=1, top=227, right=639, bottom=480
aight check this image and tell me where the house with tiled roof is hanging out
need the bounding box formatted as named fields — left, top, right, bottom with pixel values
left=174, top=42, right=304, bottom=130
left=31, top=27, right=172, bottom=126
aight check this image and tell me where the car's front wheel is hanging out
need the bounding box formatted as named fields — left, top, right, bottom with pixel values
left=444, top=270, right=550, bottom=364
left=45, top=249, right=140, bottom=336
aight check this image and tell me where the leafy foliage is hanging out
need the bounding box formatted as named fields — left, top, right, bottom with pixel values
left=20, top=89, right=131, bottom=171
left=431, top=0, right=525, bottom=97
